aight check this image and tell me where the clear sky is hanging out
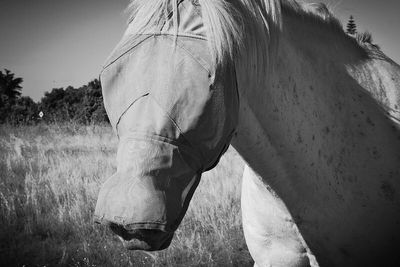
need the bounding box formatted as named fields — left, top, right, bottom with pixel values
left=0, top=0, right=399, bottom=101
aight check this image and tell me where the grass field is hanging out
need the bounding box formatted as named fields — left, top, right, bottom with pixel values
left=0, top=123, right=252, bottom=266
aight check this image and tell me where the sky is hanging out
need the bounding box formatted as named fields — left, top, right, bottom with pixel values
left=0, top=0, right=399, bottom=101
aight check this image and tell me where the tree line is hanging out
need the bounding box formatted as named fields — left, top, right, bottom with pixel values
left=0, top=69, right=108, bottom=125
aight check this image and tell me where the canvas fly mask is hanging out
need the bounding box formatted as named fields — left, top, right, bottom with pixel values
left=94, top=0, right=239, bottom=251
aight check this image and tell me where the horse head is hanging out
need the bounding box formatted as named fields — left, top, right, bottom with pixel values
left=94, top=0, right=244, bottom=250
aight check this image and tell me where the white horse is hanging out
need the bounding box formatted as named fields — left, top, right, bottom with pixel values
left=94, top=0, right=400, bottom=266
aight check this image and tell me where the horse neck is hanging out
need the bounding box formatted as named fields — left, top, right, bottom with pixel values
left=232, top=8, right=400, bottom=200
left=282, top=9, right=400, bottom=121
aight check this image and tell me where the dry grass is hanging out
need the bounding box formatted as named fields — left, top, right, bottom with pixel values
left=0, top=123, right=252, bottom=266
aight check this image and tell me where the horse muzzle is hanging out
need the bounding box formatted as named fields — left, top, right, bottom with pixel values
left=110, top=225, right=174, bottom=251
left=93, top=137, right=201, bottom=251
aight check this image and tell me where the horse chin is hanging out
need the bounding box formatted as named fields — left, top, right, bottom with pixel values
left=110, top=224, right=174, bottom=251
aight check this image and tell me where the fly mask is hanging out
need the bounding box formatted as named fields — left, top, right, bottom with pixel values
left=94, top=0, right=239, bottom=251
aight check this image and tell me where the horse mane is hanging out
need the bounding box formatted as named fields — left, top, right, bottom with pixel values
left=125, top=0, right=281, bottom=86
left=124, top=0, right=385, bottom=82
left=281, top=1, right=344, bottom=34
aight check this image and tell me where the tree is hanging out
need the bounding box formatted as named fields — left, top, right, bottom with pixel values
left=0, top=70, right=108, bottom=125
left=346, top=15, right=357, bottom=35
left=74, top=79, right=108, bottom=123
left=0, top=91, right=38, bottom=125
left=8, top=96, right=39, bottom=125
left=0, top=69, right=28, bottom=124
left=40, top=87, right=71, bottom=122
left=0, top=69, right=23, bottom=103
left=39, top=79, right=108, bottom=124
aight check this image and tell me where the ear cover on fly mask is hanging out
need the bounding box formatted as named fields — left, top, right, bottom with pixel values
left=94, top=35, right=238, bottom=232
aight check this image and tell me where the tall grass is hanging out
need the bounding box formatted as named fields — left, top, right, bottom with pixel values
left=0, top=123, right=252, bottom=266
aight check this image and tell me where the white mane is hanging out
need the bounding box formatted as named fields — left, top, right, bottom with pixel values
left=125, top=0, right=378, bottom=85
left=125, top=0, right=282, bottom=85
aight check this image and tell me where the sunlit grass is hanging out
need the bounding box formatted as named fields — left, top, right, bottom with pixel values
left=0, top=123, right=252, bottom=266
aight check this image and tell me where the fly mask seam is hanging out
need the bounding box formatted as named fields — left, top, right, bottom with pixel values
left=146, top=94, right=206, bottom=172
left=101, top=35, right=153, bottom=74
left=114, top=93, right=149, bottom=140
left=117, top=132, right=204, bottom=172
left=174, top=37, right=212, bottom=76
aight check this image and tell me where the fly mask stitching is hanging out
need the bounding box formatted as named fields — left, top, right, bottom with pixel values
left=146, top=94, right=206, bottom=172
left=115, top=93, right=150, bottom=140
left=174, top=37, right=212, bottom=77
left=101, top=35, right=153, bottom=74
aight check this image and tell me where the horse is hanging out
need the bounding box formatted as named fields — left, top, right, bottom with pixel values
left=94, top=0, right=400, bottom=266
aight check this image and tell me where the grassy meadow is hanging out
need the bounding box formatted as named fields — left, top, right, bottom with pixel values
left=0, top=123, right=252, bottom=266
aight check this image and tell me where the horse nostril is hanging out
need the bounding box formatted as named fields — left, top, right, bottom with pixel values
left=109, top=223, right=173, bottom=251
